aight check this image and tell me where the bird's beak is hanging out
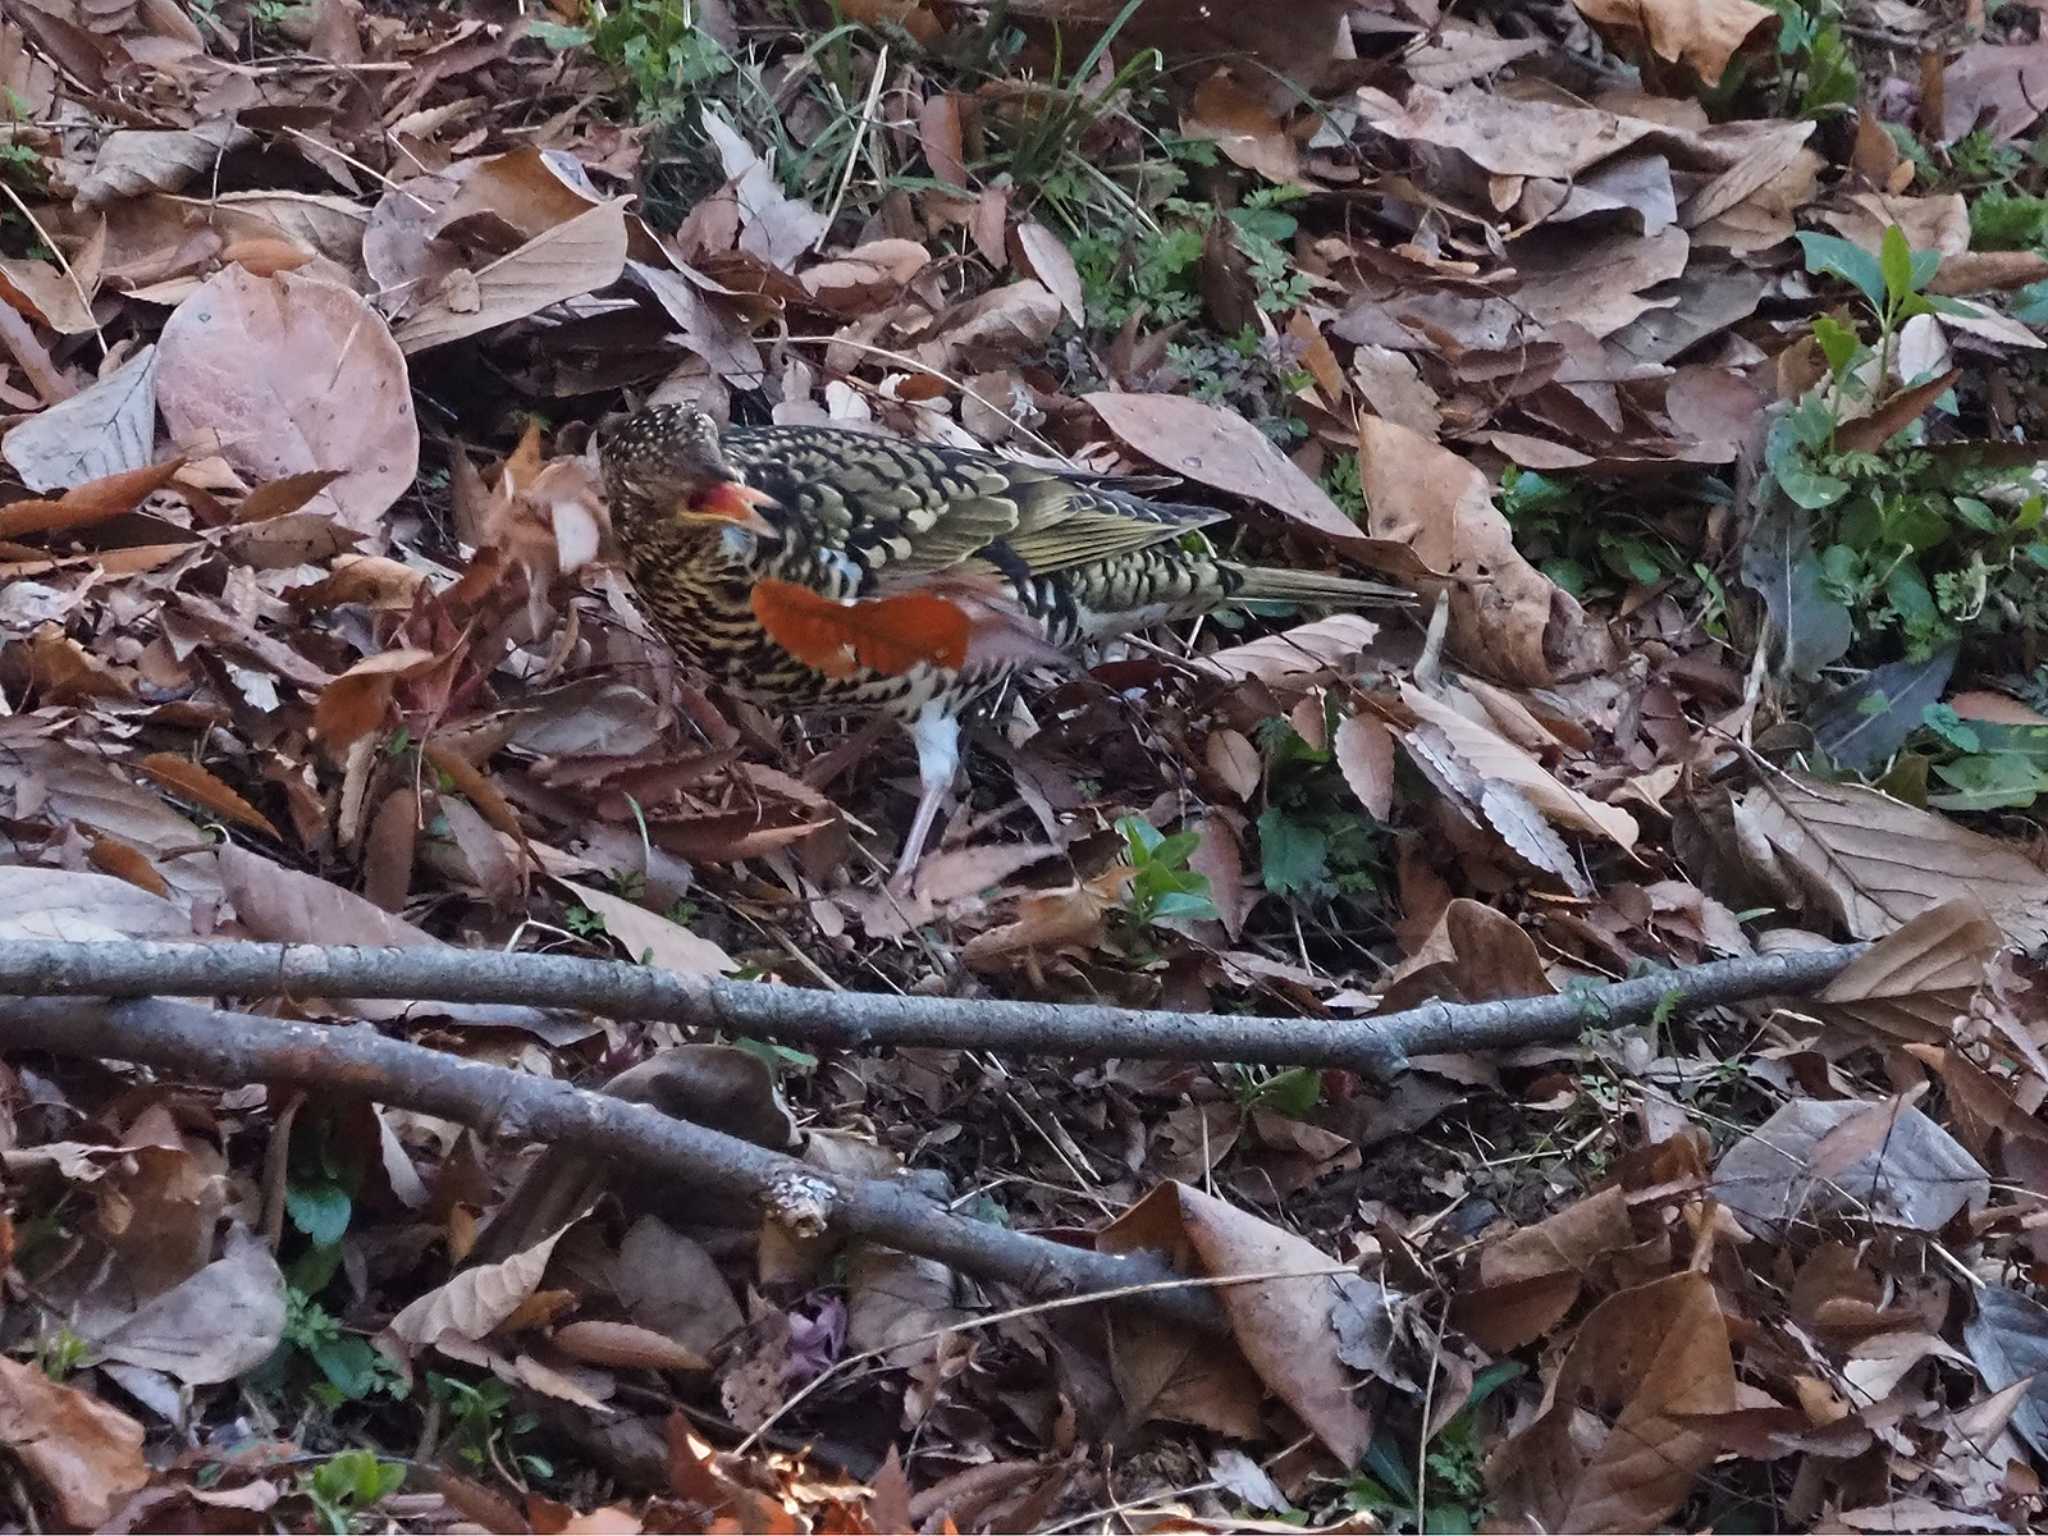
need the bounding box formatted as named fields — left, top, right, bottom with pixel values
left=678, top=480, right=780, bottom=538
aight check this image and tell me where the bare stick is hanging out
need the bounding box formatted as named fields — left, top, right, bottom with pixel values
left=0, top=994, right=1225, bottom=1331
left=0, top=938, right=1864, bottom=1079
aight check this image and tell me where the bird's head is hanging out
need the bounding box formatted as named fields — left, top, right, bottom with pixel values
left=599, top=405, right=780, bottom=554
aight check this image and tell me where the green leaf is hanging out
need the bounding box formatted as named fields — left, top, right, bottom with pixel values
left=1739, top=504, right=1852, bottom=680
left=285, top=1181, right=351, bottom=1247
left=1798, top=231, right=1887, bottom=312
left=1117, top=815, right=1164, bottom=860
left=1879, top=225, right=1914, bottom=307
left=1151, top=888, right=1220, bottom=922
left=1922, top=702, right=1982, bottom=754
left=1249, top=1066, right=1323, bottom=1116
left=1257, top=808, right=1329, bottom=898
left=529, top=19, right=590, bottom=47
left=1812, top=313, right=1862, bottom=376
left=1929, top=753, right=2048, bottom=811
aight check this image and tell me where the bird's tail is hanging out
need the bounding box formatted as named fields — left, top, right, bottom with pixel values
left=1226, top=563, right=1413, bottom=608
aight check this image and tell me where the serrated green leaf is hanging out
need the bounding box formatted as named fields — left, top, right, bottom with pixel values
left=1880, top=225, right=1915, bottom=306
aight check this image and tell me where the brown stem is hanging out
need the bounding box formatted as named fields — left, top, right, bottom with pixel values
left=0, top=939, right=1864, bottom=1081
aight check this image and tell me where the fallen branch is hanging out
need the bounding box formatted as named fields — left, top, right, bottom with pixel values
left=0, top=939, right=1864, bottom=1079
left=0, top=995, right=1226, bottom=1331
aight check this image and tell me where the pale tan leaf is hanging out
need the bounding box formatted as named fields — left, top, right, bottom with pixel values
left=1815, top=897, right=2003, bottom=1042
left=157, top=268, right=419, bottom=535
left=0, top=867, right=192, bottom=941
left=1361, top=415, right=1610, bottom=684
left=1334, top=712, right=1395, bottom=821
left=1014, top=222, right=1084, bottom=327
left=385, top=1224, right=573, bottom=1354
left=550, top=1320, right=710, bottom=1373
left=556, top=878, right=736, bottom=976
left=1738, top=773, right=2048, bottom=947
left=1, top=344, right=157, bottom=491
left=1099, top=1183, right=1372, bottom=1462
left=1401, top=683, right=1638, bottom=848
left=394, top=200, right=630, bottom=354
left=1491, top=1273, right=1737, bottom=1530
left=1196, top=614, right=1382, bottom=685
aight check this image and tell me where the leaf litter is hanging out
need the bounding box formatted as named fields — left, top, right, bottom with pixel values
left=0, top=0, right=2045, bottom=1530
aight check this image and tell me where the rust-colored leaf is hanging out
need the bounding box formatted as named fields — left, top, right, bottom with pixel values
left=137, top=752, right=280, bottom=838
left=0, top=456, right=187, bottom=538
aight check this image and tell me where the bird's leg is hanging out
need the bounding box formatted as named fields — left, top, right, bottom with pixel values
left=891, top=702, right=961, bottom=891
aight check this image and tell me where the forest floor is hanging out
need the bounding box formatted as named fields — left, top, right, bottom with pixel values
left=3, top=0, right=2048, bottom=1529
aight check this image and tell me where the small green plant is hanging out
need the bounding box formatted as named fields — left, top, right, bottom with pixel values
left=430, top=1372, right=552, bottom=1485
left=1344, top=1362, right=1525, bottom=1534
left=36, top=1326, right=88, bottom=1381
left=300, top=1449, right=404, bottom=1536
left=1115, top=816, right=1220, bottom=929
left=1754, top=0, right=1856, bottom=117
left=1322, top=452, right=1366, bottom=522
left=1255, top=716, right=1386, bottom=906
left=569, top=0, right=733, bottom=120
left=1230, top=1064, right=1323, bottom=1115
left=1765, top=225, right=2048, bottom=662
left=563, top=903, right=609, bottom=940
left=1498, top=467, right=1689, bottom=598
left=282, top=1289, right=409, bottom=1406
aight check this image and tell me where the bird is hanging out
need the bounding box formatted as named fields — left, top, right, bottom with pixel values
left=597, top=404, right=1410, bottom=884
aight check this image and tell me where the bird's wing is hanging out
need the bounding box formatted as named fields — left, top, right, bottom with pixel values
left=720, top=425, right=1225, bottom=582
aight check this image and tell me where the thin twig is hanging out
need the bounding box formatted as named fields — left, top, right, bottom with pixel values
left=0, top=938, right=1867, bottom=1082
left=0, top=994, right=1225, bottom=1330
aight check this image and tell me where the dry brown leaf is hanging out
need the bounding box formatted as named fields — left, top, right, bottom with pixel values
left=551, top=1320, right=709, bottom=1374
left=385, top=1223, right=574, bottom=1355
left=1088, top=391, right=1425, bottom=582
left=313, top=648, right=438, bottom=751
left=1205, top=728, right=1262, bottom=801
left=1334, top=712, right=1396, bottom=821
left=1455, top=1186, right=1633, bottom=1352
left=1710, top=1097, right=1987, bottom=1236
left=555, top=878, right=736, bottom=977
left=1939, top=41, right=2048, bottom=145
left=1182, top=69, right=1300, bottom=184
left=1196, top=614, right=1382, bottom=685
left=1360, top=416, right=1610, bottom=684
left=396, top=199, right=630, bottom=354
left=0, top=1356, right=149, bottom=1527
left=699, top=105, right=829, bottom=270
left=1568, top=0, right=1771, bottom=83
left=1013, top=222, right=1084, bottom=328
left=1402, top=684, right=1637, bottom=848
left=0, top=456, right=187, bottom=539
left=0, top=256, right=95, bottom=334
left=1491, top=1273, right=1737, bottom=1532
left=157, top=268, right=419, bottom=535
left=72, top=117, right=254, bottom=207
left=234, top=469, right=346, bottom=524
left=1737, top=772, right=2048, bottom=947
left=136, top=752, right=279, bottom=838
left=1381, top=897, right=1556, bottom=1013
left=1814, top=896, right=2002, bottom=1042
left=0, top=343, right=155, bottom=492
left=0, top=867, right=193, bottom=941
left=1099, top=1182, right=1374, bottom=1463
left=94, top=1224, right=286, bottom=1384
left=215, top=844, right=577, bottom=1038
